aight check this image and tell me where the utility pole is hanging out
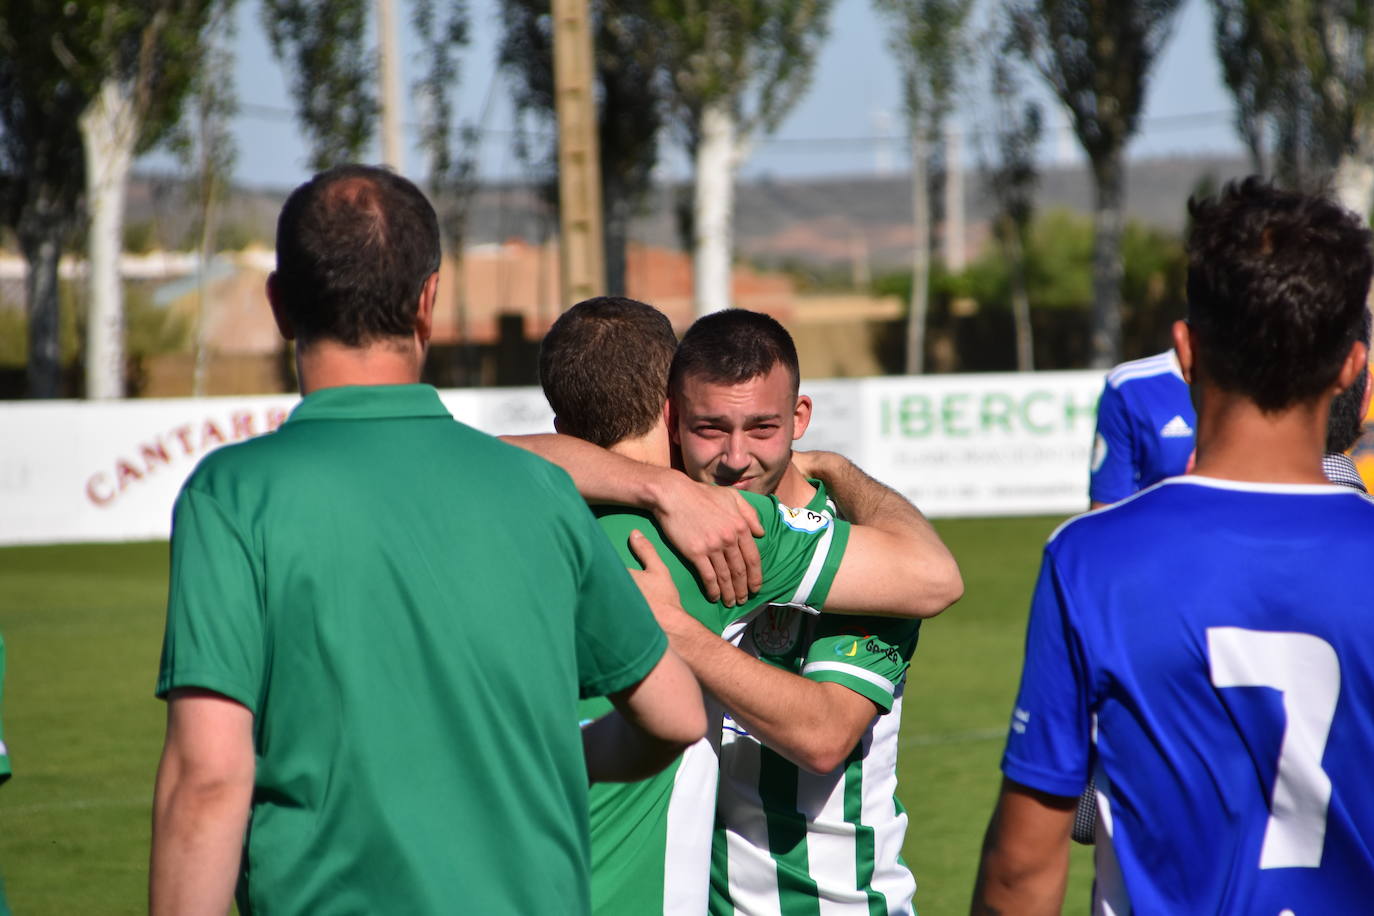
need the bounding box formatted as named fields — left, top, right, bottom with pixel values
left=552, top=0, right=605, bottom=306
left=943, top=128, right=965, bottom=272
left=376, top=0, right=405, bottom=172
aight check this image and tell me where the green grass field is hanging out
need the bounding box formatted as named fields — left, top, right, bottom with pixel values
left=0, top=519, right=1092, bottom=915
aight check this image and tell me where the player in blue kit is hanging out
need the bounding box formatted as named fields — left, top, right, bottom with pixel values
left=1088, top=349, right=1195, bottom=508
left=972, top=178, right=1374, bottom=915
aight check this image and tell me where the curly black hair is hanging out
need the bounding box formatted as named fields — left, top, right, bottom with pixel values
left=1186, top=177, right=1372, bottom=411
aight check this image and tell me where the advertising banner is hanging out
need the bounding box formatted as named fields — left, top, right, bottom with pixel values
left=0, top=372, right=1105, bottom=546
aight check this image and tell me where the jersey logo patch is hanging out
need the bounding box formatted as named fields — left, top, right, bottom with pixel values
left=752, top=605, right=803, bottom=655
left=778, top=504, right=830, bottom=533
left=1091, top=433, right=1108, bottom=473
left=1011, top=707, right=1030, bottom=734
left=1160, top=415, right=1194, bottom=438
left=836, top=638, right=861, bottom=657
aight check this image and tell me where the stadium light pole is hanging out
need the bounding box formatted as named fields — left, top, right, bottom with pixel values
left=552, top=0, right=606, bottom=307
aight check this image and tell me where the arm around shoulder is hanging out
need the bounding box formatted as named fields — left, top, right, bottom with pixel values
left=796, top=450, right=963, bottom=618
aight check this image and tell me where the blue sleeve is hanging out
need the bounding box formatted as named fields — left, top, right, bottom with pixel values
left=1089, top=381, right=1137, bottom=504
left=1000, top=547, right=1093, bottom=798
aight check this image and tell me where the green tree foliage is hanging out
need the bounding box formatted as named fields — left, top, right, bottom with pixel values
left=652, top=0, right=833, bottom=315
left=873, top=210, right=1186, bottom=370
left=872, top=0, right=974, bottom=374
left=0, top=1, right=216, bottom=398
left=497, top=0, right=660, bottom=295
left=1010, top=0, right=1185, bottom=368
left=412, top=0, right=469, bottom=190
left=75, top=1, right=220, bottom=400
left=653, top=0, right=831, bottom=139
left=1211, top=0, right=1374, bottom=211
left=984, top=43, right=1042, bottom=370
left=0, top=5, right=89, bottom=396
left=262, top=0, right=377, bottom=170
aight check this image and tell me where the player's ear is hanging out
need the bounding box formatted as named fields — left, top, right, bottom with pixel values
left=553, top=416, right=565, bottom=435
left=414, top=271, right=439, bottom=344
left=1335, top=339, right=1368, bottom=394
left=792, top=394, right=813, bottom=441
left=1172, top=320, right=1194, bottom=384
left=266, top=272, right=296, bottom=342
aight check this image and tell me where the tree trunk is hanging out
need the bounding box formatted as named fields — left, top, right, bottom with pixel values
left=1008, top=223, right=1034, bottom=372
left=18, top=212, right=65, bottom=398
left=1089, top=150, right=1126, bottom=369
left=905, top=133, right=931, bottom=375
left=1333, top=122, right=1374, bottom=223
left=693, top=99, right=737, bottom=316
left=79, top=77, right=139, bottom=400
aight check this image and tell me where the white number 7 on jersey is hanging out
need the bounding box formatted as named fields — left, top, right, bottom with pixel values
left=1207, top=627, right=1340, bottom=869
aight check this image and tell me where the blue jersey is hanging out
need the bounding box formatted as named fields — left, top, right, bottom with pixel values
left=1089, top=351, right=1195, bottom=503
left=1003, top=477, right=1374, bottom=914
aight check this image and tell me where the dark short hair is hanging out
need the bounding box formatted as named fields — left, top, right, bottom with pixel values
left=539, top=297, right=678, bottom=448
left=1186, top=177, right=1373, bottom=411
left=1327, top=311, right=1372, bottom=453
left=668, top=309, right=800, bottom=401
left=274, top=164, right=441, bottom=346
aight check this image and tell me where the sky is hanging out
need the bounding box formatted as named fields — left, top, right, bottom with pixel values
left=160, top=0, right=1245, bottom=192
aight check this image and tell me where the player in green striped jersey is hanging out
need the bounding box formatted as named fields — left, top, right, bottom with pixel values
left=666, top=310, right=956, bottom=916
left=523, top=298, right=961, bottom=916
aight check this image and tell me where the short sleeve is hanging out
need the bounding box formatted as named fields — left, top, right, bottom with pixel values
left=1089, top=381, right=1137, bottom=504
left=156, top=486, right=265, bottom=712
left=798, top=617, right=918, bottom=712
left=563, top=486, right=668, bottom=699
left=1000, top=548, right=1093, bottom=798
left=749, top=492, right=852, bottom=614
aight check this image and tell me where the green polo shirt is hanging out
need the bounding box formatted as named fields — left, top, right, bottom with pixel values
left=158, top=384, right=665, bottom=916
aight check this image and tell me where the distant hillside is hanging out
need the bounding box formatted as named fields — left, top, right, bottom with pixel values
left=125, top=153, right=1248, bottom=272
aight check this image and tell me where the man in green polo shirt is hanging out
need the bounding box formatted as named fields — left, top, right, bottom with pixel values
left=150, top=166, right=706, bottom=916
left=528, top=296, right=961, bottom=915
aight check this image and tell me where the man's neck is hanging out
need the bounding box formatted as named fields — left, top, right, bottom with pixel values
left=295, top=339, right=424, bottom=394
left=775, top=462, right=818, bottom=507
left=1190, top=387, right=1330, bottom=484
left=607, top=424, right=672, bottom=467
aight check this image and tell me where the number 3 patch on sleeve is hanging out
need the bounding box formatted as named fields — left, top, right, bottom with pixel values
left=779, top=504, right=831, bottom=533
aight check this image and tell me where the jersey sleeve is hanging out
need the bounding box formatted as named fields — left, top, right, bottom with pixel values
left=156, top=485, right=266, bottom=713
left=745, top=491, right=852, bottom=616
left=797, top=617, right=919, bottom=712
left=1089, top=381, right=1138, bottom=504
left=559, top=481, right=668, bottom=700
left=1000, top=547, right=1094, bottom=798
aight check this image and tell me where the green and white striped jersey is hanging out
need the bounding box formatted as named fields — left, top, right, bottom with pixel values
left=582, top=489, right=851, bottom=916
left=710, top=483, right=921, bottom=916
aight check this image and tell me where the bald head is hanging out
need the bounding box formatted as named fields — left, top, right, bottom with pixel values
left=274, top=165, right=441, bottom=347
